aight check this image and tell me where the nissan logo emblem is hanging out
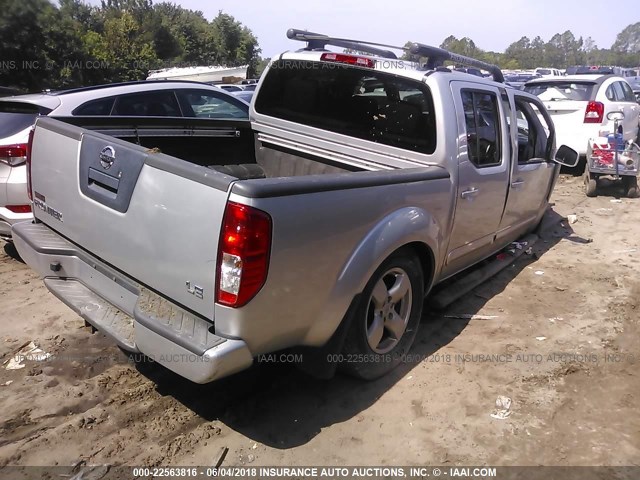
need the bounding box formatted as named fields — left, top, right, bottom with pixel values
left=99, top=146, right=115, bottom=169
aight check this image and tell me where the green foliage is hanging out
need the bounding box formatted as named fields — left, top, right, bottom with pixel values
left=0, top=0, right=260, bottom=92
left=1, top=3, right=638, bottom=94
left=402, top=27, right=640, bottom=72
left=612, top=22, right=640, bottom=53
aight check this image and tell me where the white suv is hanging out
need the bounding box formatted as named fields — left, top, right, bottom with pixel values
left=0, top=81, right=249, bottom=240
left=524, top=75, right=640, bottom=159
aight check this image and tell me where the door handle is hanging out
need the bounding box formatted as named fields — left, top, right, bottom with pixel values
left=511, top=180, right=525, bottom=188
left=461, top=187, right=479, bottom=198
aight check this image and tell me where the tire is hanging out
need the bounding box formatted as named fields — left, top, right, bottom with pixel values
left=340, top=248, right=424, bottom=380
left=584, top=169, right=597, bottom=197
left=624, top=176, right=639, bottom=198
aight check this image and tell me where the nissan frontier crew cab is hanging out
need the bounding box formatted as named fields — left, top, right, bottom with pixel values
left=12, top=29, right=578, bottom=383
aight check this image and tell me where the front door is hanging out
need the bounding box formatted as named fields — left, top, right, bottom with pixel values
left=498, top=93, right=557, bottom=241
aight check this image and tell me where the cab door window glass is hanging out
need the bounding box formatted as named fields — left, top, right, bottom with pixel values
left=461, top=90, right=501, bottom=167
left=514, top=99, right=548, bottom=163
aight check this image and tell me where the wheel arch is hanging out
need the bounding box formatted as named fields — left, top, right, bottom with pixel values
left=302, top=206, right=441, bottom=346
left=402, top=241, right=436, bottom=295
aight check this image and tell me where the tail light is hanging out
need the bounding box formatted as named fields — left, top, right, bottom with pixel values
left=216, top=201, right=272, bottom=308
left=320, top=53, right=375, bottom=69
left=26, top=128, right=35, bottom=201
left=6, top=205, right=32, bottom=214
left=0, top=143, right=28, bottom=166
left=584, top=101, right=604, bottom=123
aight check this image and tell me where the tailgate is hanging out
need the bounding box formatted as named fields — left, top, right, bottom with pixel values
left=29, top=117, right=233, bottom=319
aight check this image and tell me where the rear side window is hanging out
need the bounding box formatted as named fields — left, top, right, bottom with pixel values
left=176, top=90, right=248, bottom=119
left=461, top=90, right=501, bottom=167
left=112, top=91, right=181, bottom=116
left=620, top=82, right=636, bottom=102
left=524, top=82, right=595, bottom=101
left=0, top=102, right=49, bottom=137
left=255, top=60, right=437, bottom=155
left=612, top=82, right=627, bottom=102
left=73, top=97, right=115, bottom=116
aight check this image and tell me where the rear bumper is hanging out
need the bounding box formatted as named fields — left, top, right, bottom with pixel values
left=11, top=221, right=253, bottom=384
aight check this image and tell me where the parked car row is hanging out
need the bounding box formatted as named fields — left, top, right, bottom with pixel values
left=0, top=81, right=249, bottom=239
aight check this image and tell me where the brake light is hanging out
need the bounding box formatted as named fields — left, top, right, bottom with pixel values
left=584, top=101, right=604, bottom=123
left=320, top=53, right=375, bottom=69
left=6, top=205, right=32, bottom=214
left=216, top=201, right=272, bottom=308
left=26, top=128, right=35, bottom=201
left=0, top=143, right=28, bottom=166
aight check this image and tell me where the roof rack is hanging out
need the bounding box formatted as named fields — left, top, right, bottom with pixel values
left=285, top=29, right=504, bottom=83
left=286, top=28, right=401, bottom=59
left=409, top=43, right=504, bottom=83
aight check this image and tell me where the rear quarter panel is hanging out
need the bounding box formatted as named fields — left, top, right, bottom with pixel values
left=213, top=173, right=453, bottom=355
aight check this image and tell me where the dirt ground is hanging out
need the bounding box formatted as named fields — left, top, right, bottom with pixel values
left=0, top=176, right=638, bottom=471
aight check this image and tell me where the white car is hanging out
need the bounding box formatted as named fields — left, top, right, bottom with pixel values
left=534, top=67, right=563, bottom=77
left=0, top=81, right=249, bottom=240
left=524, top=75, right=640, bottom=158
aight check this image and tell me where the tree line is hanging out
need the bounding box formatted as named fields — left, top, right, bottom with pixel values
left=403, top=23, right=640, bottom=70
left=0, top=0, right=261, bottom=92
left=1, top=1, right=639, bottom=94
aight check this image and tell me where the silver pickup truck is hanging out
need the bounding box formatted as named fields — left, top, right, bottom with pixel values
left=13, top=30, right=578, bottom=383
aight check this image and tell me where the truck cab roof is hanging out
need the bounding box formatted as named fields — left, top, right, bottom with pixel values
left=277, top=49, right=507, bottom=90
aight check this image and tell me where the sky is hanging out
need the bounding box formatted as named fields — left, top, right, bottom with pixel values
left=87, top=0, right=638, bottom=59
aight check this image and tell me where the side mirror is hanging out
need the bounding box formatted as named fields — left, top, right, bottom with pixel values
left=607, top=111, right=624, bottom=121
left=554, top=145, right=579, bottom=167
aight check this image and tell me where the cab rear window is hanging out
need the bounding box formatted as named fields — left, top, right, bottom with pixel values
left=255, top=59, right=437, bottom=155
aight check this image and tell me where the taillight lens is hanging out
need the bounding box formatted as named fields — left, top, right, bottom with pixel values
left=0, top=143, right=28, bottom=166
left=320, top=53, right=375, bottom=68
left=26, top=128, right=35, bottom=201
left=584, top=101, right=604, bottom=123
left=6, top=205, right=32, bottom=214
left=216, top=201, right=272, bottom=308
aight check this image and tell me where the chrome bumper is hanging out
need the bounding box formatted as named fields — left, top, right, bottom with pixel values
left=11, top=221, right=253, bottom=384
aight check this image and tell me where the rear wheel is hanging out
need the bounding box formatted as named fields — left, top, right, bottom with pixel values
left=584, top=169, right=597, bottom=197
left=341, top=249, right=424, bottom=380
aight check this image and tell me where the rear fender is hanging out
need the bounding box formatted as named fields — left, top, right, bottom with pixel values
left=303, top=206, right=440, bottom=344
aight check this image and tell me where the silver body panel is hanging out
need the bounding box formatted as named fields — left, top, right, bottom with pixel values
left=15, top=51, right=562, bottom=382
left=29, top=124, right=228, bottom=319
